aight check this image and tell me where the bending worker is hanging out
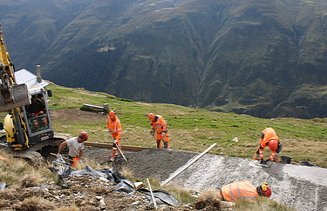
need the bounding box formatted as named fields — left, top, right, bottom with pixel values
left=147, top=113, right=170, bottom=149
left=58, top=131, right=88, bottom=168
left=106, top=110, right=122, bottom=162
left=195, top=180, right=272, bottom=209
left=253, top=127, right=282, bottom=164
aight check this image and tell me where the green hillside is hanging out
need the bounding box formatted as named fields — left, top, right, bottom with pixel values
left=48, top=84, right=327, bottom=167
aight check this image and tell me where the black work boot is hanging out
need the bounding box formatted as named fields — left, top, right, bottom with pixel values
left=260, top=159, right=267, bottom=165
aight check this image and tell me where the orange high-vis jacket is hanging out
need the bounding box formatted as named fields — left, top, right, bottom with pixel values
left=150, top=115, right=169, bottom=142
left=260, top=128, right=279, bottom=148
left=106, top=115, right=122, bottom=140
left=153, top=115, right=167, bottom=134
left=221, top=181, right=258, bottom=202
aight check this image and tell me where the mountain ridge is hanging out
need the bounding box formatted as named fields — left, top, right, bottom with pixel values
left=0, top=0, right=326, bottom=118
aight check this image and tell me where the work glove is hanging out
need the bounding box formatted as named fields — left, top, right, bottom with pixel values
left=255, top=145, right=260, bottom=154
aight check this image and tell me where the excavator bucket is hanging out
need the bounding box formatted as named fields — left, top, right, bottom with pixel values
left=0, top=84, right=30, bottom=112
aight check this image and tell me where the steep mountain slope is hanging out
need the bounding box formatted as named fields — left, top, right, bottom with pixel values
left=0, top=0, right=326, bottom=118
left=0, top=0, right=93, bottom=67
left=197, top=0, right=327, bottom=118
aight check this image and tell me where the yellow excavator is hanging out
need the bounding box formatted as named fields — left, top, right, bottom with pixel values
left=0, top=24, right=67, bottom=162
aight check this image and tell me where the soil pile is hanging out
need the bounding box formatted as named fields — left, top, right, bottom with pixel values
left=1, top=146, right=198, bottom=210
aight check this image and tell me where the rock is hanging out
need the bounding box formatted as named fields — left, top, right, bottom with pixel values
left=96, top=196, right=103, bottom=200
left=131, top=201, right=140, bottom=206
left=0, top=183, right=6, bottom=190
left=232, top=137, right=239, bottom=142
left=220, top=201, right=234, bottom=208
left=99, top=198, right=106, bottom=209
left=134, top=182, right=144, bottom=190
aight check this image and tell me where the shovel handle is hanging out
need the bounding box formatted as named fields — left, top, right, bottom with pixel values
left=116, top=144, right=128, bottom=162
left=50, top=153, right=70, bottom=161
left=50, top=153, right=58, bottom=157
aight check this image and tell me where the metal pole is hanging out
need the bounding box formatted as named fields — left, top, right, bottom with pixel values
left=146, top=178, right=157, bottom=209
left=160, top=143, right=217, bottom=186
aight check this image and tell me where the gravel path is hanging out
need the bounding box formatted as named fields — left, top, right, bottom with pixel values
left=83, top=147, right=197, bottom=181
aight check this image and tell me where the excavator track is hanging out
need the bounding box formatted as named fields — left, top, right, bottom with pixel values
left=0, top=133, right=69, bottom=166
left=13, top=150, right=44, bottom=166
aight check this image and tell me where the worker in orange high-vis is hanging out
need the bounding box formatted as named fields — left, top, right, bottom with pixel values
left=147, top=113, right=170, bottom=149
left=253, top=127, right=282, bottom=164
left=106, top=110, right=122, bottom=162
left=195, top=181, right=272, bottom=209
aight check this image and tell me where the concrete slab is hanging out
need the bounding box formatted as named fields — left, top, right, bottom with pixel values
left=170, top=154, right=327, bottom=211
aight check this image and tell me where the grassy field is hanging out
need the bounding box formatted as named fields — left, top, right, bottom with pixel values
left=49, top=84, right=327, bottom=168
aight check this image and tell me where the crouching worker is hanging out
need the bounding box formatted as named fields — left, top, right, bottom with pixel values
left=195, top=180, right=272, bottom=210
left=147, top=113, right=170, bottom=149
left=253, top=127, right=282, bottom=164
left=58, top=131, right=88, bottom=168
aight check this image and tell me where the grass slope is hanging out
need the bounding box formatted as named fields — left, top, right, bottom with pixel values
left=49, top=84, right=327, bottom=167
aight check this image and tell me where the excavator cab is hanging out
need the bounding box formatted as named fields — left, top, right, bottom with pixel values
left=23, top=93, right=52, bottom=136
left=15, top=69, right=54, bottom=145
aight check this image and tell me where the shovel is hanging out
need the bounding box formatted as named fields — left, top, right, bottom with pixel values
left=115, top=143, right=127, bottom=162
left=50, top=153, right=71, bottom=162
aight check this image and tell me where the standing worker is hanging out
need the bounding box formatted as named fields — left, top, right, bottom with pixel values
left=147, top=113, right=170, bottom=149
left=106, top=110, right=122, bottom=162
left=253, top=127, right=282, bottom=164
left=58, top=131, right=88, bottom=168
left=195, top=180, right=272, bottom=209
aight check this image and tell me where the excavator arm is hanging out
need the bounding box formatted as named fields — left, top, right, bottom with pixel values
left=0, top=24, right=31, bottom=150
left=0, top=24, right=30, bottom=111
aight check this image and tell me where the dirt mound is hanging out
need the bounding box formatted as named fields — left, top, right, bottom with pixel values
left=1, top=146, right=198, bottom=210
left=0, top=174, right=188, bottom=210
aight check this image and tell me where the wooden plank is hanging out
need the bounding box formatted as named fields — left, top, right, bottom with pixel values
left=160, top=143, right=217, bottom=186
left=84, top=142, right=149, bottom=151
left=80, top=103, right=109, bottom=113
left=85, top=142, right=112, bottom=149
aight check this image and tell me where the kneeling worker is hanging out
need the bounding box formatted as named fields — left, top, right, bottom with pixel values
left=195, top=180, right=272, bottom=209
left=58, top=131, right=88, bottom=168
